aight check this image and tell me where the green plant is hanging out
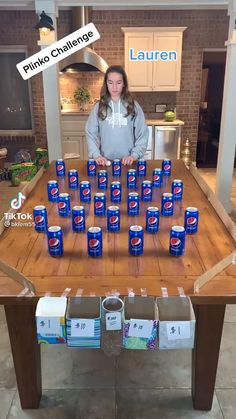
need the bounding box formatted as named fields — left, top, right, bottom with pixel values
left=73, top=87, right=91, bottom=104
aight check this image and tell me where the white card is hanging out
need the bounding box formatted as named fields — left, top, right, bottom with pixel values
left=166, top=321, right=191, bottom=340
left=70, top=319, right=95, bottom=337
left=105, top=312, right=122, bottom=331
left=128, top=319, right=153, bottom=338
left=37, top=316, right=61, bottom=337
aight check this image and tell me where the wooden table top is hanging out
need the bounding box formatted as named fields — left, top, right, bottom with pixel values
left=0, top=160, right=235, bottom=304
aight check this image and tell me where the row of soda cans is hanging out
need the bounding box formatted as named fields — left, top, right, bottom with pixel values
left=33, top=205, right=199, bottom=257
left=56, top=158, right=171, bottom=179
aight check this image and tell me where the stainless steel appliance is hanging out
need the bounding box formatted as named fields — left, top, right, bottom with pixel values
left=154, top=126, right=180, bottom=160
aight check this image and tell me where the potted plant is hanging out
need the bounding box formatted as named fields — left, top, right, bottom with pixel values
left=73, top=87, right=91, bottom=112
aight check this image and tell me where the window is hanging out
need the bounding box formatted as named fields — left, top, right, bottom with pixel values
left=0, top=47, right=34, bottom=134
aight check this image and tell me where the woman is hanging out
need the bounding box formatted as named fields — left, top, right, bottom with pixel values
left=85, top=65, right=149, bottom=166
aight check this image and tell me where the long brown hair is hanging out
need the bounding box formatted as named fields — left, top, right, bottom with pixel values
left=98, top=65, right=135, bottom=120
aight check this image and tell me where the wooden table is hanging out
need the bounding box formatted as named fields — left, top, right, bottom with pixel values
left=0, top=160, right=235, bottom=410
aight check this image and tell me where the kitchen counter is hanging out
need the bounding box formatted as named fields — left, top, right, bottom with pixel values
left=146, top=119, right=184, bottom=126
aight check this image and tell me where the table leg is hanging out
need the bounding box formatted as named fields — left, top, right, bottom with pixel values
left=192, top=304, right=225, bottom=410
left=4, top=304, right=42, bottom=409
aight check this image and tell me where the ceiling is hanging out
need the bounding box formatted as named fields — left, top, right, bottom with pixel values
left=0, top=0, right=229, bottom=10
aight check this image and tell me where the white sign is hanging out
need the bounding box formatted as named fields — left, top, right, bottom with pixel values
left=70, top=319, right=95, bottom=337
left=37, top=316, right=61, bottom=337
left=128, top=320, right=153, bottom=339
left=166, top=322, right=191, bottom=340
left=105, top=312, right=122, bottom=331
left=17, top=23, right=100, bottom=80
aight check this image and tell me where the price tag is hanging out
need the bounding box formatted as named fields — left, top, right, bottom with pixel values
left=105, top=312, right=122, bottom=331
left=166, top=321, right=191, bottom=340
left=70, top=319, right=95, bottom=337
left=37, top=316, right=61, bottom=337
left=128, top=319, right=153, bottom=338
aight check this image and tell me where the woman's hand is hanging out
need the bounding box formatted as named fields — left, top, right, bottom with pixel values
left=122, top=156, right=135, bottom=166
left=96, top=156, right=108, bottom=166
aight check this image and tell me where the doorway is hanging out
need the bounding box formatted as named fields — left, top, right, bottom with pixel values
left=196, top=50, right=226, bottom=168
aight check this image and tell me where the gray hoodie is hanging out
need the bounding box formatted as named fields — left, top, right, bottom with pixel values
left=85, top=99, right=149, bottom=160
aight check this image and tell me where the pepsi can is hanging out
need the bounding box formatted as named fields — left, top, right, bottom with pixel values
left=127, top=169, right=137, bottom=189
left=161, top=193, right=174, bottom=216
left=146, top=207, right=159, bottom=233
left=169, top=226, right=186, bottom=256
left=172, top=179, right=183, bottom=201
left=56, top=159, right=65, bottom=177
left=162, top=159, right=171, bottom=176
left=184, top=207, right=199, bottom=234
left=137, top=159, right=146, bottom=176
left=68, top=169, right=79, bottom=189
left=80, top=181, right=91, bottom=203
left=141, top=180, right=152, bottom=202
left=152, top=168, right=163, bottom=187
left=87, top=226, right=103, bottom=257
left=107, top=206, right=120, bottom=232
left=112, top=159, right=121, bottom=177
left=87, top=159, right=96, bottom=176
left=47, top=226, right=63, bottom=257
left=127, top=192, right=139, bottom=216
left=72, top=206, right=85, bottom=232
left=98, top=170, right=108, bottom=190
left=58, top=193, right=71, bottom=217
left=94, top=192, right=106, bottom=216
left=110, top=181, right=122, bottom=203
left=47, top=180, right=59, bottom=202
left=129, top=225, right=144, bottom=256
left=33, top=205, right=48, bottom=232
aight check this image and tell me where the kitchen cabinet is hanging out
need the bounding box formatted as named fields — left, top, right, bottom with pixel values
left=122, top=27, right=187, bottom=92
left=61, top=114, right=88, bottom=159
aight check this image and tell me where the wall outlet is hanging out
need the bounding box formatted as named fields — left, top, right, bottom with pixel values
left=155, top=104, right=166, bottom=113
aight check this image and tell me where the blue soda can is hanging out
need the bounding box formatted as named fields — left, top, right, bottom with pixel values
left=68, top=169, right=79, bottom=189
left=161, top=193, right=174, bottom=216
left=129, top=225, right=144, bottom=256
left=169, top=226, right=186, bottom=256
left=146, top=207, right=159, bottom=233
left=87, top=159, right=96, bottom=176
left=152, top=168, right=163, bottom=187
left=172, top=179, right=183, bottom=200
left=110, top=181, right=122, bottom=203
left=162, top=159, right=171, bottom=176
left=72, top=205, right=85, bottom=232
left=80, top=181, right=91, bottom=203
left=47, top=180, right=59, bottom=202
left=127, top=192, right=139, bottom=216
left=87, top=226, right=103, bottom=257
left=107, top=206, right=120, bottom=232
left=137, top=159, right=146, bottom=176
left=58, top=193, right=71, bottom=217
left=112, top=159, right=121, bottom=177
left=184, top=207, right=199, bottom=234
left=141, top=180, right=152, bottom=202
left=33, top=205, right=48, bottom=232
left=94, top=192, right=106, bottom=216
left=56, top=159, right=65, bottom=177
left=98, top=170, right=108, bottom=190
left=47, top=226, right=63, bottom=257
left=127, top=169, right=137, bottom=189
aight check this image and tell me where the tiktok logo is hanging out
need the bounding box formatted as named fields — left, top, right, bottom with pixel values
left=10, top=192, right=26, bottom=210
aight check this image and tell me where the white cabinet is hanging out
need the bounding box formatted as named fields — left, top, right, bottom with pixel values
left=61, top=115, right=88, bottom=159
left=122, top=27, right=187, bottom=92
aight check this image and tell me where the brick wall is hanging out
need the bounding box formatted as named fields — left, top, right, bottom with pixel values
left=0, top=9, right=229, bottom=160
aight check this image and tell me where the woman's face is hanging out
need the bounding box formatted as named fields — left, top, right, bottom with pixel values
left=106, top=72, right=124, bottom=101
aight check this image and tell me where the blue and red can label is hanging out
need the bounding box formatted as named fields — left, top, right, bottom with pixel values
left=58, top=193, right=71, bottom=217
left=184, top=207, right=199, bottom=234
left=127, top=192, right=139, bottom=216
left=72, top=206, right=85, bottom=232
left=137, top=159, right=146, bottom=177
left=162, top=159, right=171, bottom=176
left=129, top=225, right=144, bottom=256
left=98, top=170, right=108, bottom=190
left=107, top=206, right=120, bottom=232
left=87, top=159, right=96, bottom=176
left=141, top=180, right=152, bottom=202
left=110, top=181, right=122, bottom=203
left=33, top=205, right=48, bottom=232
left=47, top=180, right=59, bottom=202
left=172, top=179, right=183, bottom=200
left=127, top=169, right=137, bottom=189
left=152, top=168, right=163, bottom=188
left=56, top=159, right=65, bottom=177
left=68, top=169, right=79, bottom=189
left=94, top=193, right=106, bottom=216
left=161, top=193, right=174, bottom=216
left=80, top=181, right=91, bottom=203
left=112, top=159, right=121, bottom=177
left=146, top=207, right=159, bottom=233
left=47, top=226, right=63, bottom=257
left=87, top=226, right=103, bottom=257
left=169, top=226, right=186, bottom=256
